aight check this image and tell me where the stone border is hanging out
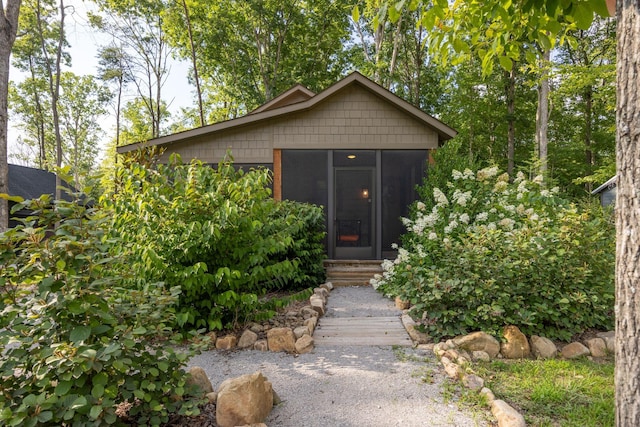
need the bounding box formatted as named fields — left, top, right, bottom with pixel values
left=207, top=282, right=334, bottom=355
left=398, top=312, right=616, bottom=427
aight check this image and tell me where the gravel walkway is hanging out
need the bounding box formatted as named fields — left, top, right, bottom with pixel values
left=187, top=286, right=488, bottom=427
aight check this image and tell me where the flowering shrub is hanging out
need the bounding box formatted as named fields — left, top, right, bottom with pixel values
left=373, top=167, right=615, bottom=341
left=105, top=156, right=325, bottom=331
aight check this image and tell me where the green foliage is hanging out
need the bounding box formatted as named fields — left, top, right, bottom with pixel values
left=374, top=166, right=614, bottom=341
left=105, top=156, right=326, bottom=331
left=164, top=0, right=352, bottom=119
left=0, top=192, right=204, bottom=426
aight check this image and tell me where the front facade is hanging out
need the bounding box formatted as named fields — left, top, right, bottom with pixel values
left=118, top=72, right=457, bottom=259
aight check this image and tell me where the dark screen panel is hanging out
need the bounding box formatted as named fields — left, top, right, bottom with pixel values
left=381, top=150, right=428, bottom=252
left=282, top=150, right=328, bottom=207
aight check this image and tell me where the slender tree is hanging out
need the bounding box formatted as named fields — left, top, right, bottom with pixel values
left=0, top=0, right=21, bottom=232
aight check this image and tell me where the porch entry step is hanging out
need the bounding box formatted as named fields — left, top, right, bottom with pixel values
left=314, top=316, right=412, bottom=346
left=324, top=259, right=383, bottom=287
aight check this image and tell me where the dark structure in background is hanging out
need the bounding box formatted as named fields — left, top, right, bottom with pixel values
left=7, top=164, right=64, bottom=228
left=592, top=176, right=617, bottom=207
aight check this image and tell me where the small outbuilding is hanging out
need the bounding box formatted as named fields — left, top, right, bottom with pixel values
left=117, top=72, right=457, bottom=259
left=592, top=176, right=616, bottom=207
left=6, top=164, right=63, bottom=228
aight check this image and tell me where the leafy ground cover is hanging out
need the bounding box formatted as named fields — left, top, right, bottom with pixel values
left=0, top=159, right=327, bottom=426
left=470, top=357, right=615, bottom=427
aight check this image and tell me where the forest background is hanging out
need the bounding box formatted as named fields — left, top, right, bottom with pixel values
left=8, top=0, right=616, bottom=198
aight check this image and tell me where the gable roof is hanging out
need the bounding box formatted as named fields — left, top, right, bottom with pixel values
left=8, top=164, right=58, bottom=200
left=8, top=164, right=75, bottom=202
left=591, top=175, right=617, bottom=195
left=250, top=84, right=315, bottom=114
left=117, top=71, right=457, bottom=154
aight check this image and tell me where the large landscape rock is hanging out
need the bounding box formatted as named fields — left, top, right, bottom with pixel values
left=530, top=335, right=558, bottom=359
left=309, top=296, right=325, bottom=316
left=238, top=330, right=258, bottom=349
left=216, top=372, right=274, bottom=427
left=586, top=337, right=607, bottom=357
left=597, top=331, right=615, bottom=352
left=453, top=331, right=500, bottom=358
left=500, top=326, right=531, bottom=359
left=254, top=340, right=269, bottom=352
left=491, top=399, right=526, bottom=427
left=561, top=342, right=590, bottom=359
left=216, top=334, right=237, bottom=350
left=186, top=367, right=214, bottom=394
left=266, top=327, right=296, bottom=353
left=294, top=335, right=314, bottom=354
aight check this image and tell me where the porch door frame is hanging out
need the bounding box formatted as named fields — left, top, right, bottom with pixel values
left=327, top=150, right=382, bottom=260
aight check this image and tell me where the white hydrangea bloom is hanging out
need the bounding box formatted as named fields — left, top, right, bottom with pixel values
left=504, top=205, right=516, bottom=213
left=459, top=213, right=470, bottom=224
left=517, top=180, right=528, bottom=194
left=391, top=242, right=399, bottom=250
left=416, top=201, right=426, bottom=211
left=514, top=171, right=526, bottom=183
left=463, top=169, right=475, bottom=180
left=452, top=169, right=463, bottom=180
left=494, top=181, right=508, bottom=192
left=444, top=220, right=459, bottom=234
left=433, top=188, right=449, bottom=206
left=452, top=189, right=472, bottom=207
left=475, top=212, right=488, bottom=222
left=533, top=175, right=544, bottom=184
left=428, top=232, right=438, bottom=240
left=551, top=187, right=560, bottom=194
left=487, top=222, right=497, bottom=230
left=489, top=208, right=497, bottom=214
left=476, top=166, right=499, bottom=181
left=424, top=212, right=439, bottom=227
left=540, top=189, right=551, bottom=197
left=499, top=218, right=516, bottom=230
left=516, top=204, right=525, bottom=215
left=497, top=172, right=510, bottom=183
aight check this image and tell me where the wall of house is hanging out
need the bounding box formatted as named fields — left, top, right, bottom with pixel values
left=157, top=83, right=440, bottom=164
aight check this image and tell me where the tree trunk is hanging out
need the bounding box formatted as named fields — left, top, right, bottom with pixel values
left=584, top=85, right=594, bottom=192
left=536, top=48, right=550, bottom=176
left=615, top=0, right=640, bottom=425
left=181, top=0, right=205, bottom=127
left=53, top=0, right=64, bottom=198
left=0, top=0, right=21, bottom=232
left=505, top=67, right=516, bottom=176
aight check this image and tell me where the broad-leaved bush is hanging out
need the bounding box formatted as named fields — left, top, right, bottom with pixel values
left=0, top=191, right=205, bottom=427
left=373, top=167, right=614, bottom=341
left=105, top=156, right=325, bottom=331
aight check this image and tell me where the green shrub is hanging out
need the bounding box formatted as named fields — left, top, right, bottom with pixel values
left=0, top=191, right=204, bottom=427
left=105, top=156, right=326, bottom=331
left=373, top=167, right=615, bottom=341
